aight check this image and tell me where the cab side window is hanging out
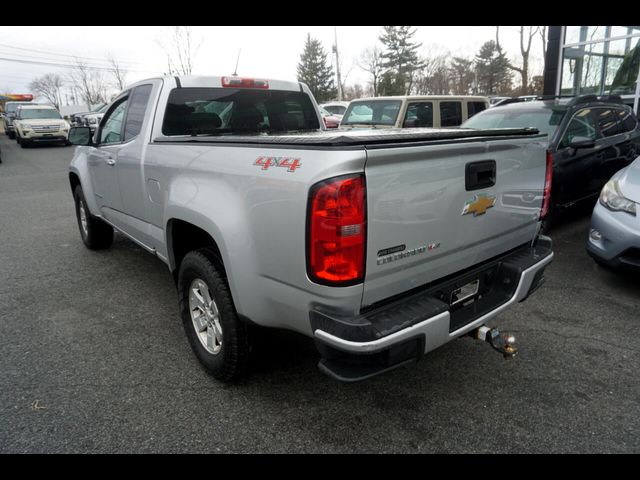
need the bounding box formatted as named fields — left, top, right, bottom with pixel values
left=617, top=108, right=638, bottom=133
left=595, top=108, right=623, bottom=138
left=560, top=108, right=598, bottom=148
left=403, top=102, right=433, bottom=128
left=124, top=85, right=152, bottom=141
left=100, top=99, right=129, bottom=145
left=440, top=101, right=462, bottom=127
left=467, top=101, right=487, bottom=118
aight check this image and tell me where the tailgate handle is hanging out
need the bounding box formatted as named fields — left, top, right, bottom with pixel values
left=466, top=160, right=496, bottom=191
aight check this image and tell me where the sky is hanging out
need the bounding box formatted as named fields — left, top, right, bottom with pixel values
left=0, top=26, right=547, bottom=100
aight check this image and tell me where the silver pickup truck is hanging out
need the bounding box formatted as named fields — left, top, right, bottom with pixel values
left=67, top=75, right=554, bottom=382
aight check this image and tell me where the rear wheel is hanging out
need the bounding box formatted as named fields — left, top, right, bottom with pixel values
left=73, top=185, right=114, bottom=249
left=178, top=249, right=250, bottom=382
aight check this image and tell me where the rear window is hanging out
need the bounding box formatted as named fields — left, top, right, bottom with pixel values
left=341, top=100, right=402, bottom=126
left=6, top=103, right=28, bottom=114
left=324, top=105, right=346, bottom=115
left=462, top=107, right=565, bottom=138
left=162, top=88, right=320, bottom=136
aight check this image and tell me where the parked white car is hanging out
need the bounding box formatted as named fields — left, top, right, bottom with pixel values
left=319, top=101, right=349, bottom=121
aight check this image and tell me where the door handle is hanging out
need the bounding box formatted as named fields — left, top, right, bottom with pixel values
left=465, top=160, right=496, bottom=191
left=105, top=157, right=115, bottom=166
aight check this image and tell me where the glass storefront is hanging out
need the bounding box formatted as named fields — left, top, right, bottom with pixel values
left=559, top=26, right=640, bottom=112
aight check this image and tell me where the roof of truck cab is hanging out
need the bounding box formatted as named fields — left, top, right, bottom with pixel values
left=168, top=75, right=304, bottom=92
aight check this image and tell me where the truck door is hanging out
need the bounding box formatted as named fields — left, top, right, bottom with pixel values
left=114, top=84, right=157, bottom=248
left=88, top=95, right=129, bottom=222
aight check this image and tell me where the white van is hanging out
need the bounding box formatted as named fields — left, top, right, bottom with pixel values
left=340, top=95, right=490, bottom=129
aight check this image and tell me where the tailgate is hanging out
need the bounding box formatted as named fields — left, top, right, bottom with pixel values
left=362, top=134, right=547, bottom=307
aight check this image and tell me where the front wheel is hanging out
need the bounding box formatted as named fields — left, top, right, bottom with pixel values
left=178, top=249, right=251, bottom=382
left=73, top=185, right=114, bottom=249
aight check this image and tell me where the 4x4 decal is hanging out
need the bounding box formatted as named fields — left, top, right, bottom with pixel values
left=254, top=156, right=301, bottom=172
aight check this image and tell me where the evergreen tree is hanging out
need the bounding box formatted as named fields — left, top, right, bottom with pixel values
left=475, top=40, right=512, bottom=95
left=297, top=34, right=337, bottom=103
left=379, top=26, right=423, bottom=95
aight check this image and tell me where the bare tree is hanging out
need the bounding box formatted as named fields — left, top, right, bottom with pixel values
left=358, top=46, right=384, bottom=96
left=158, top=26, right=202, bottom=75
left=29, top=74, right=64, bottom=109
left=540, top=26, right=547, bottom=71
left=343, top=83, right=365, bottom=101
left=107, top=54, right=128, bottom=91
left=498, top=26, right=540, bottom=95
left=68, top=59, right=108, bottom=110
left=413, top=49, right=450, bottom=95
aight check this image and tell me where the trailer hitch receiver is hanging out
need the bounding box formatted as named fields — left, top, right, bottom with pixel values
left=470, top=326, right=518, bottom=359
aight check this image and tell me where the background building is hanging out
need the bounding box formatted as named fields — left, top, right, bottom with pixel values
left=544, top=26, right=640, bottom=113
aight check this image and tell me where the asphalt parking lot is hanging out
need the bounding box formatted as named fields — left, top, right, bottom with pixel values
left=0, top=132, right=639, bottom=453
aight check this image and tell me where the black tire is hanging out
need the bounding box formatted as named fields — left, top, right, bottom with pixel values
left=73, top=185, right=114, bottom=249
left=7, top=131, right=15, bottom=140
left=178, top=249, right=250, bottom=382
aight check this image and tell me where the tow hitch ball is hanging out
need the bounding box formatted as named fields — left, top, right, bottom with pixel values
left=470, top=326, right=518, bottom=359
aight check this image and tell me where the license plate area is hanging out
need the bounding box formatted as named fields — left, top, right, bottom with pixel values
left=450, top=279, right=479, bottom=307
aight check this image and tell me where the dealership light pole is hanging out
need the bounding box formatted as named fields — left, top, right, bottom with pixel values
left=333, top=27, right=342, bottom=101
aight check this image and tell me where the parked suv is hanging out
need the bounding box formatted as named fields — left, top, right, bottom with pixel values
left=462, top=95, right=640, bottom=228
left=14, top=105, right=70, bottom=147
left=340, top=96, right=489, bottom=129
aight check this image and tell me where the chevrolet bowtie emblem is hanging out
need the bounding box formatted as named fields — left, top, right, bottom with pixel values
left=462, top=194, right=497, bottom=217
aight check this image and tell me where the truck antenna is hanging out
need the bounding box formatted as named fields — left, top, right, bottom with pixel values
left=233, top=49, right=241, bottom=77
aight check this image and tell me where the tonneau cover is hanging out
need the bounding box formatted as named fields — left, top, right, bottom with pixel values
left=153, top=127, right=543, bottom=147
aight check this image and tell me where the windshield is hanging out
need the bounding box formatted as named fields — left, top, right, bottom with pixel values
left=341, top=100, right=402, bottom=126
left=94, top=103, right=108, bottom=113
left=324, top=105, right=346, bottom=115
left=19, top=108, right=62, bottom=120
left=461, top=107, right=566, bottom=138
left=162, top=87, right=320, bottom=136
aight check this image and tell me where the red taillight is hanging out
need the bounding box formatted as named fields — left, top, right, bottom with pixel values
left=308, top=174, right=366, bottom=286
left=221, top=77, right=269, bottom=89
left=540, top=150, right=553, bottom=220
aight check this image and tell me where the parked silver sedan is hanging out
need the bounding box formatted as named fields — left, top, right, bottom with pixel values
left=587, top=156, right=640, bottom=269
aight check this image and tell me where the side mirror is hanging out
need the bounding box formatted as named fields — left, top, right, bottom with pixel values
left=68, top=126, right=93, bottom=146
left=569, top=136, right=595, bottom=150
